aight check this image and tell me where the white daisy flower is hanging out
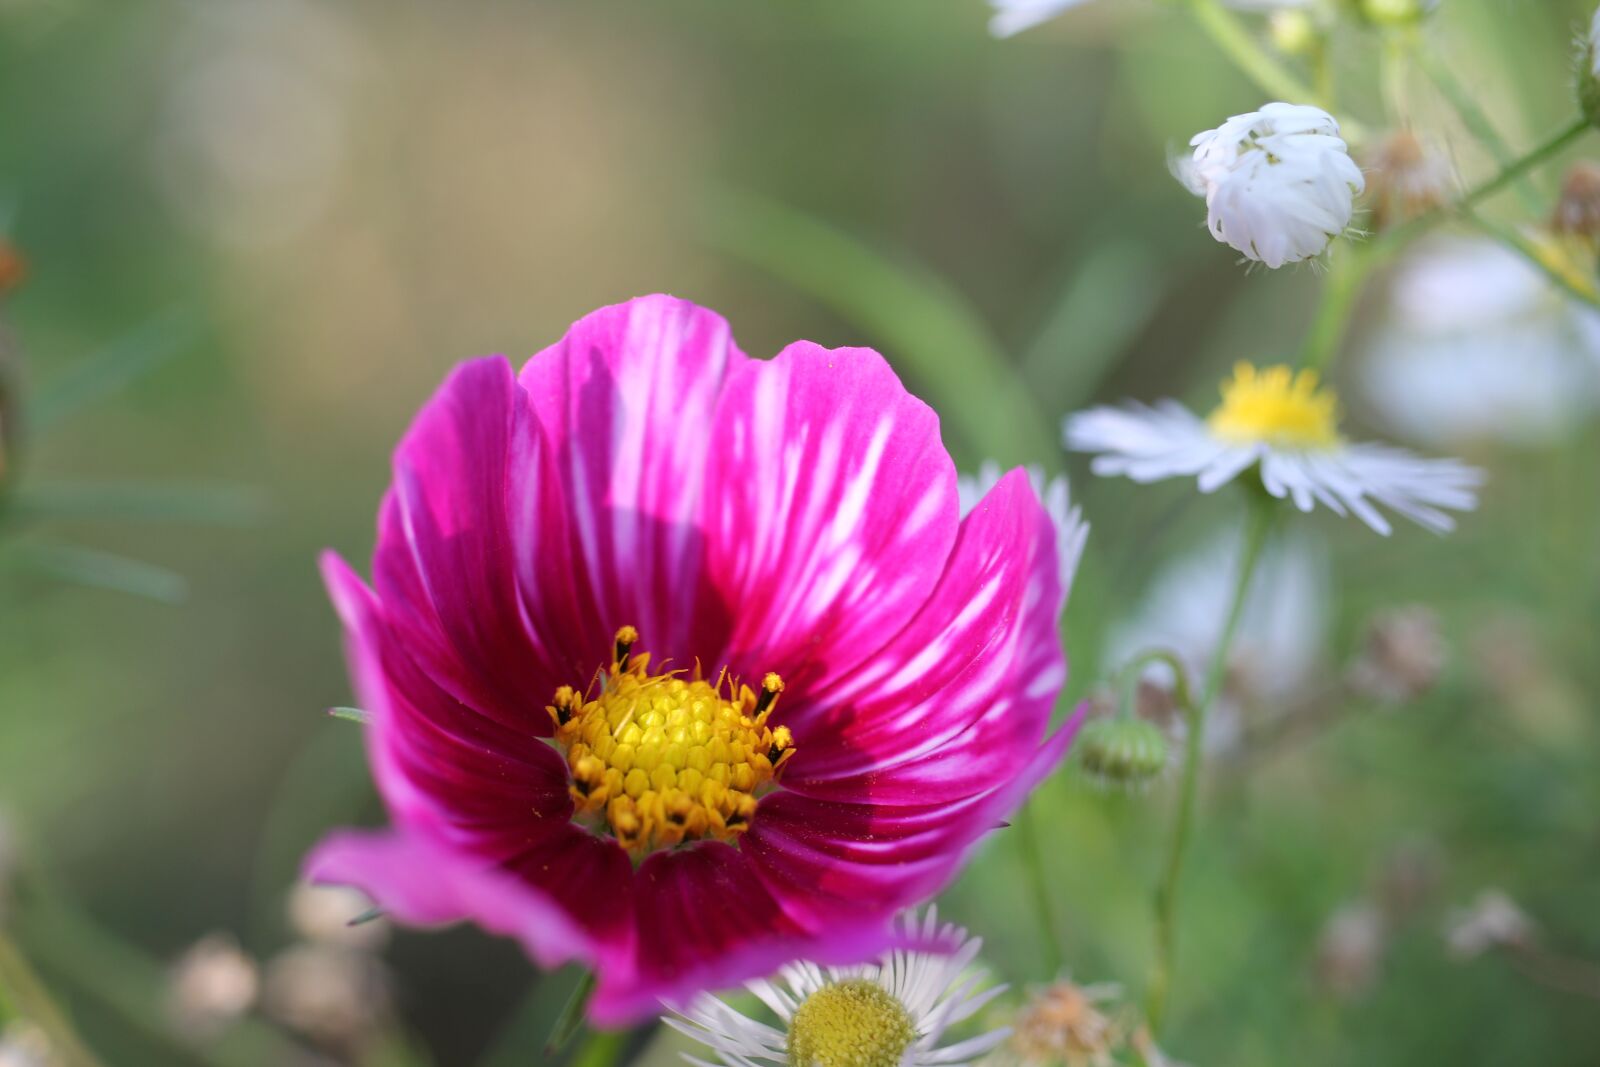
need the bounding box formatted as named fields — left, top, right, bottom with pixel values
left=987, top=0, right=1310, bottom=37
left=1064, top=362, right=1482, bottom=536
left=1361, top=237, right=1600, bottom=448
left=957, top=462, right=1089, bottom=597
left=1177, top=103, right=1364, bottom=268
left=667, top=908, right=1008, bottom=1067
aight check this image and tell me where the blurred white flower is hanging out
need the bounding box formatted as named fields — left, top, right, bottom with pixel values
left=958, top=462, right=1088, bottom=596
left=287, top=882, right=388, bottom=951
left=1445, top=890, right=1536, bottom=960
left=1107, top=526, right=1328, bottom=751
left=1365, top=130, right=1455, bottom=230
left=167, top=933, right=260, bottom=1041
left=1361, top=238, right=1600, bottom=448
left=1066, top=363, right=1482, bottom=535
left=1178, top=103, right=1364, bottom=268
left=1346, top=605, right=1446, bottom=705
left=0, top=1023, right=53, bottom=1067
left=988, top=0, right=1309, bottom=36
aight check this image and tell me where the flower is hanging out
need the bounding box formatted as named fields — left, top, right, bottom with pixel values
left=307, top=295, right=1081, bottom=1024
left=1365, top=130, right=1454, bottom=230
left=1177, top=103, right=1364, bottom=268
left=1001, top=979, right=1124, bottom=1067
left=1550, top=162, right=1600, bottom=245
left=1444, top=890, right=1536, bottom=959
left=1313, top=901, right=1387, bottom=999
left=957, top=462, right=1088, bottom=598
left=668, top=908, right=1008, bottom=1067
left=287, top=882, right=389, bottom=950
left=987, top=0, right=1309, bottom=37
left=263, top=944, right=393, bottom=1050
left=1361, top=237, right=1600, bottom=448
left=1065, top=362, right=1482, bottom=535
left=1346, top=605, right=1445, bottom=705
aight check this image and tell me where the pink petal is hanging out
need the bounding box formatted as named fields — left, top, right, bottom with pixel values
left=703, top=342, right=960, bottom=701
left=783, top=468, right=1070, bottom=802
left=518, top=295, right=746, bottom=666
left=322, top=551, right=573, bottom=852
left=304, top=828, right=629, bottom=972
left=590, top=843, right=934, bottom=1025
left=372, top=356, right=580, bottom=733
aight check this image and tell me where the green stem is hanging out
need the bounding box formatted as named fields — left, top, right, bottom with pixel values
left=1186, top=0, right=1360, bottom=139
left=1297, top=248, right=1372, bottom=372
left=1016, top=799, right=1065, bottom=977
left=544, top=971, right=598, bottom=1057
left=0, top=929, right=107, bottom=1067
left=570, top=1030, right=627, bottom=1067
left=1146, top=497, right=1275, bottom=1034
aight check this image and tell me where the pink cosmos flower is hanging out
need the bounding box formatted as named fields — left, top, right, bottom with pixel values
left=307, top=295, right=1081, bottom=1025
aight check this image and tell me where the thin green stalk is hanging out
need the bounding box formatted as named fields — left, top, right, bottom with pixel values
left=1016, top=799, right=1064, bottom=977
left=1297, top=249, right=1372, bottom=372
left=0, top=929, right=107, bottom=1067
left=1186, top=0, right=1360, bottom=139
left=570, top=1030, right=627, bottom=1067
left=1146, top=497, right=1275, bottom=1033
left=544, top=971, right=598, bottom=1057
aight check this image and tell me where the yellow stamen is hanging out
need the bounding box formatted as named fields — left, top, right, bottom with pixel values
left=546, top=629, right=793, bottom=857
left=788, top=979, right=917, bottom=1067
left=1207, top=362, right=1341, bottom=449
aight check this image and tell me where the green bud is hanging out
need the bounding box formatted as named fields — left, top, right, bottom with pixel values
left=1269, top=11, right=1319, bottom=58
left=1077, top=717, right=1171, bottom=790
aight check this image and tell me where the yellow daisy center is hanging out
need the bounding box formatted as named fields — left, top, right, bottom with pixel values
left=1206, top=362, right=1341, bottom=448
left=788, top=979, right=918, bottom=1067
left=547, top=627, right=794, bottom=857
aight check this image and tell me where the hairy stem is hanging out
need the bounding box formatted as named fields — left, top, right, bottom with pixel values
left=1297, top=248, right=1371, bottom=372
left=1146, top=497, right=1274, bottom=1033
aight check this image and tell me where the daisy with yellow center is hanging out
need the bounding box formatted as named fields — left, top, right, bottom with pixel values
left=667, top=908, right=1009, bottom=1067
left=1065, top=362, right=1482, bottom=535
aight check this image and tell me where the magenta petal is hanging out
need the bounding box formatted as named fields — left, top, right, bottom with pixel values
left=305, top=829, right=618, bottom=971
left=519, top=295, right=745, bottom=664
left=785, top=468, right=1070, bottom=802
left=322, top=551, right=573, bottom=852
left=373, top=356, right=578, bottom=733
left=589, top=844, right=932, bottom=1025
left=704, top=342, right=960, bottom=698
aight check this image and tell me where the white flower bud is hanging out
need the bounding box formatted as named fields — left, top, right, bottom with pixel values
left=1179, top=102, right=1365, bottom=268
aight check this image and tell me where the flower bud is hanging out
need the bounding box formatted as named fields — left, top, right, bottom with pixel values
left=1268, top=10, right=1319, bottom=57
left=0, top=240, right=24, bottom=300
left=167, top=933, right=260, bottom=1041
left=263, top=944, right=392, bottom=1050
left=1550, top=162, right=1600, bottom=246
left=287, top=882, right=389, bottom=951
left=1365, top=131, right=1454, bottom=230
left=1444, top=889, right=1535, bottom=960
left=1346, top=605, right=1445, bottom=705
left=1076, top=716, right=1170, bottom=789
left=1008, top=979, right=1125, bottom=1065
left=1314, top=901, right=1386, bottom=999
left=1583, top=7, right=1600, bottom=130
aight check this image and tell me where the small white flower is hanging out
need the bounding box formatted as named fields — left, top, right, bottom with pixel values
left=667, top=908, right=1008, bottom=1067
left=1362, top=238, right=1600, bottom=447
left=1178, top=103, right=1364, bottom=268
left=957, top=462, right=1088, bottom=597
left=1065, top=362, right=1482, bottom=535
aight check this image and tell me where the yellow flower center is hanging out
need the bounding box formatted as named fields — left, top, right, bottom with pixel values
left=1207, top=362, right=1341, bottom=448
left=788, top=979, right=917, bottom=1067
left=547, top=627, right=794, bottom=857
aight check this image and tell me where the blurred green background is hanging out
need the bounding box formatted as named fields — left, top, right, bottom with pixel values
left=1, top=0, right=1597, bottom=1064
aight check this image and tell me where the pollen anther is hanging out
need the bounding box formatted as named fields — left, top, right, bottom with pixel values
left=547, top=630, right=794, bottom=857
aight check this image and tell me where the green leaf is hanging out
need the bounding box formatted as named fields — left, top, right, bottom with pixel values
left=701, top=189, right=1058, bottom=467
left=28, top=308, right=202, bottom=433
left=4, top=542, right=187, bottom=603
